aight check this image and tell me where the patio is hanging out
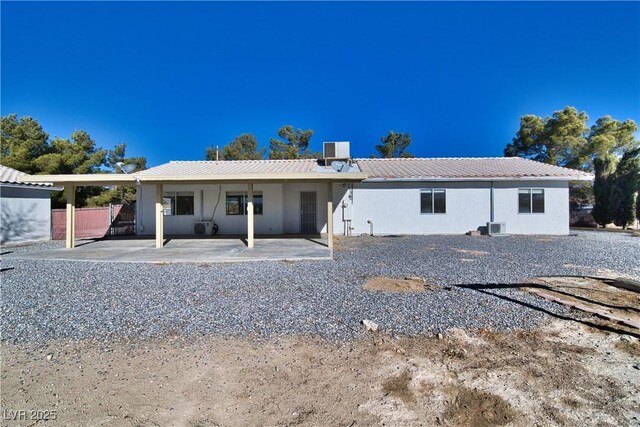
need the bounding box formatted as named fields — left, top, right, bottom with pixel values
left=3, top=236, right=332, bottom=263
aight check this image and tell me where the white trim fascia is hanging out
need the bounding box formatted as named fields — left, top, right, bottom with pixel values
left=363, top=176, right=593, bottom=183
left=18, top=172, right=368, bottom=185
left=0, top=182, right=63, bottom=191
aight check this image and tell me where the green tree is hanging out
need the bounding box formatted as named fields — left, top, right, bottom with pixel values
left=587, top=116, right=638, bottom=160
left=592, top=154, right=618, bottom=228
left=505, top=108, right=640, bottom=217
left=1, top=114, right=150, bottom=208
left=0, top=114, right=50, bottom=173
left=86, top=144, right=147, bottom=207
left=206, top=133, right=266, bottom=161
left=107, top=143, right=147, bottom=173
left=609, top=148, right=640, bottom=228
left=569, top=181, right=594, bottom=210
left=269, top=125, right=318, bottom=159
left=504, top=106, right=589, bottom=169
left=374, top=131, right=414, bottom=158
left=32, top=130, right=108, bottom=207
left=32, top=130, right=107, bottom=175
left=636, top=190, right=640, bottom=227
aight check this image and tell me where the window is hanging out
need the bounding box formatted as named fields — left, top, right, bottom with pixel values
left=163, top=192, right=194, bottom=216
left=226, top=192, right=263, bottom=215
left=420, top=189, right=446, bottom=214
left=518, top=189, right=544, bottom=214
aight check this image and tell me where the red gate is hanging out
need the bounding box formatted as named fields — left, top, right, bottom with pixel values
left=51, top=204, right=135, bottom=240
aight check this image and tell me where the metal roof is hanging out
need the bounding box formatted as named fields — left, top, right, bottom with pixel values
left=0, top=164, right=56, bottom=188
left=137, top=159, right=319, bottom=175
left=17, top=157, right=593, bottom=186
left=355, top=157, right=593, bottom=181
left=19, top=159, right=367, bottom=185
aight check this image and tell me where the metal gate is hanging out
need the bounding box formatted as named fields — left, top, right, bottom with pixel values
left=300, top=191, right=317, bottom=233
left=51, top=203, right=135, bottom=240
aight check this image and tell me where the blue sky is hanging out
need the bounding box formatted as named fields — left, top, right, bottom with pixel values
left=2, top=2, right=639, bottom=167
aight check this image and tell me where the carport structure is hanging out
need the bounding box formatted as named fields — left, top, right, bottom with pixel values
left=20, top=160, right=367, bottom=251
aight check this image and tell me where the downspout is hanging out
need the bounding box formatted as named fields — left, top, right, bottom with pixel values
left=490, top=181, right=495, bottom=223
left=200, top=189, right=204, bottom=221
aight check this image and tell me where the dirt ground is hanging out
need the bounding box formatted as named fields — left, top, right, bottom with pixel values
left=2, top=317, right=639, bottom=427
left=362, top=276, right=431, bottom=293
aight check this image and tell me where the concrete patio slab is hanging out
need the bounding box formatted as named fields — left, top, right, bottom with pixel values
left=4, top=237, right=332, bottom=263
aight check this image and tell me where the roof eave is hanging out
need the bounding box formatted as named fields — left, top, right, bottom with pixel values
left=363, top=175, right=593, bottom=182
left=137, top=172, right=368, bottom=183
left=17, top=174, right=137, bottom=186
left=17, top=172, right=368, bottom=185
left=0, top=182, right=63, bottom=191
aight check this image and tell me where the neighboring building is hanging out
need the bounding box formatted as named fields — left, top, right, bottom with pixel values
left=0, top=165, right=60, bottom=244
left=133, top=156, right=591, bottom=237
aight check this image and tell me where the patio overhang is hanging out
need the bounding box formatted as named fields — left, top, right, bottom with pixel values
left=19, top=171, right=367, bottom=252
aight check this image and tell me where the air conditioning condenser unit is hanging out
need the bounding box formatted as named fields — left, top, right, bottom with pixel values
left=194, top=221, right=213, bottom=236
left=486, top=222, right=507, bottom=236
left=323, top=141, right=350, bottom=160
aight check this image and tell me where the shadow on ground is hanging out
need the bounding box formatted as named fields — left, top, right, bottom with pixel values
left=458, top=280, right=640, bottom=339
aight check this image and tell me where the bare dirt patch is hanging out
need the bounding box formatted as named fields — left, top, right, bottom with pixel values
left=442, top=385, right=516, bottom=427
left=453, top=248, right=489, bottom=256
left=363, top=276, right=430, bottom=293
left=382, top=370, right=415, bottom=403
left=2, top=319, right=639, bottom=426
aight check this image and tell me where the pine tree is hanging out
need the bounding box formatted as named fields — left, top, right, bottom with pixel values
left=374, top=131, right=414, bottom=158
left=268, top=125, right=318, bottom=159
left=610, top=148, right=640, bottom=228
left=592, top=154, right=617, bottom=227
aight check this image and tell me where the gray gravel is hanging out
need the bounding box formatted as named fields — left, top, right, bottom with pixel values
left=1, top=230, right=638, bottom=343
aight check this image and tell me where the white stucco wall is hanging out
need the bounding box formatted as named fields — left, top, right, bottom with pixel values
left=136, top=180, right=570, bottom=237
left=332, top=180, right=570, bottom=236
left=492, top=180, right=569, bottom=235
left=335, top=181, right=492, bottom=235
left=0, top=185, right=53, bottom=244
left=282, top=182, right=329, bottom=234
left=137, top=183, right=287, bottom=235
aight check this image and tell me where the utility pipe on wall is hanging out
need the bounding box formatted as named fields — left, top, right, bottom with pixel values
left=490, top=181, right=495, bottom=223
left=200, top=189, right=204, bottom=221
left=367, top=219, right=373, bottom=236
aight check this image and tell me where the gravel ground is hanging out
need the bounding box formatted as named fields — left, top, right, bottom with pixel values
left=1, top=230, right=638, bottom=343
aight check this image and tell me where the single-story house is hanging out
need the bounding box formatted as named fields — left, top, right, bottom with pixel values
left=134, top=156, right=592, bottom=238
left=0, top=164, right=61, bottom=244
left=19, top=144, right=592, bottom=249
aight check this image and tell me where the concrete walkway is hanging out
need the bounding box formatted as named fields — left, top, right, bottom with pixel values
left=4, top=237, right=332, bottom=263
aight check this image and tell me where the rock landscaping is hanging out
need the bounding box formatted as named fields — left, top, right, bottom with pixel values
left=2, top=230, right=638, bottom=343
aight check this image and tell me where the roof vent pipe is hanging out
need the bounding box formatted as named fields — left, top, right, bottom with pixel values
left=367, top=219, right=374, bottom=236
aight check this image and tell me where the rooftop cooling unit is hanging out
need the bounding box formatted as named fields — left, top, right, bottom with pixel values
left=486, top=222, right=507, bottom=236
left=194, top=221, right=213, bottom=236
left=323, top=141, right=350, bottom=160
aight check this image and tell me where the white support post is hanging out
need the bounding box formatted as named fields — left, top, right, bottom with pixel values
left=327, top=182, right=334, bottom=250
left=65, top=185, right=75, bottom=249
left=155, top=184, right=164, bottom=248
left=247, top=183, right=254, bottom=248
